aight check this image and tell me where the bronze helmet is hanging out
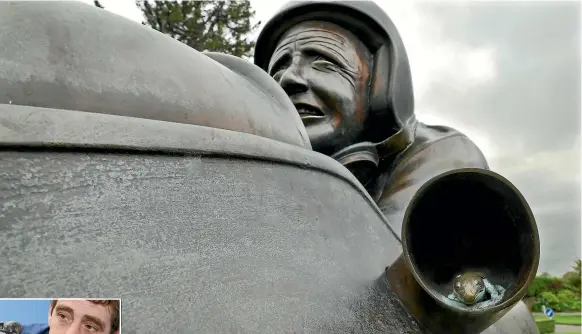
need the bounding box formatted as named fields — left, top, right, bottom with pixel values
left=254, top=1, right=416, bottom=150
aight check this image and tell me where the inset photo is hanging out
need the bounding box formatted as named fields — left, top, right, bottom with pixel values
left=0, top=299, right=120, bottom=334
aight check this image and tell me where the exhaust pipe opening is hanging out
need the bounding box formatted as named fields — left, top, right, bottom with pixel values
left=402, top=168, right=539, bottom=312
left=387, top=168, right=540, bottom=334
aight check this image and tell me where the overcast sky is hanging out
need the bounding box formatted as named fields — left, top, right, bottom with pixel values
left=79, top=0, right=581, bottom=276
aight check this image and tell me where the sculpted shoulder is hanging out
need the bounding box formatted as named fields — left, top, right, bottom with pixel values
left=400, top=122, right=489, bottom=170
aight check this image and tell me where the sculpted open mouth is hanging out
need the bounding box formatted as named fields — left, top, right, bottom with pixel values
left=294, top=103, right=325, bottom=119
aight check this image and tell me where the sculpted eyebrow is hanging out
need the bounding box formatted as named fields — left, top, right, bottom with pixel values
left=269, top=32, right=358, bottom=73
left=302, top=43, right=353, bottom=70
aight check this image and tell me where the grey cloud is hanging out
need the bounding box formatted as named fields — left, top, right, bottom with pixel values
left=536, top=207, right=581, bottom=275
left=417, top=1, right=580, bottom=155
left=413, top=1, right=581, bottom=275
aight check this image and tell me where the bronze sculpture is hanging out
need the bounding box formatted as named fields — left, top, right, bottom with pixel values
left=254, top=0, right=489, bottom=239
left=448, top=271, right=505, bottom=307
left=0, top=1, right=539, bottom=333
left=255, top=1, right=540, bottom=333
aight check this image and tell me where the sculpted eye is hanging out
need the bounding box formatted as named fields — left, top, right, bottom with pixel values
left=312, top=56, right=336, bottom=68
left=269, top=54, right=291, bottom=78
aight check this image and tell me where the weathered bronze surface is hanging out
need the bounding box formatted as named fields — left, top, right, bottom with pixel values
left=1, top=2, right=420, bottom=332
left=0, top=2, right=310, bottom=150
left=0, top=1, right=540, bottom=333
left=255, top=1, right=540, bottom=333
left=0, top=108, right=422, bottom=333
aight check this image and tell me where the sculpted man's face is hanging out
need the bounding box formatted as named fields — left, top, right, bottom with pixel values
left=268, top=21, right=372, bottom=155
left=48, top=300, right=115, bottom=334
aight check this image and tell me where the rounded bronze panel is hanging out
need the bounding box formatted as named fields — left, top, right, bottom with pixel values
left=0, top=2, right=309, bottom=149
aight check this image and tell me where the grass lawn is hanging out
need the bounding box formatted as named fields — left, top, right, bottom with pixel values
left=534, top=314, right=581, bottom=325
left=552, top=314, right=581, bottom=326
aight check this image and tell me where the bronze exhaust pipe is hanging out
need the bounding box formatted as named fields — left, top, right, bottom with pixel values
left=386, top=168, right=540, bottom=334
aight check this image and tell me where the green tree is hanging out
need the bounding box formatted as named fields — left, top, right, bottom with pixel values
left=557, top=289, right=581, bottom=311
left=528, top=260, right=582, bottom=312
left=562, top=259, right=582, bottom=293
left=137, top=0, right=260, bottom=58
left=528, top=274, right=563, bottom=297
left=538, top=291, right=561, bottom=312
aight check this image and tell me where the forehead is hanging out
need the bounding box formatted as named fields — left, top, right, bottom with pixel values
left=272, top=21, right=364, bottom=59
left=55, top=300, right=110, bottom=323
left=280, top=21, right=354, bottom=44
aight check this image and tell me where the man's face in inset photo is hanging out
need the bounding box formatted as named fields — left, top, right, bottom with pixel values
left=48, top=300, right=117, bottom=334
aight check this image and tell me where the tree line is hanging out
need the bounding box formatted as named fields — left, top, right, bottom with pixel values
left=526, top=259, right=581, bottom=312
left=93, top=0, right=259, bottom=58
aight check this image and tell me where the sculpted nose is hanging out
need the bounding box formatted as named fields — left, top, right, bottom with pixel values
left=279, top=65, right=308, bottom=96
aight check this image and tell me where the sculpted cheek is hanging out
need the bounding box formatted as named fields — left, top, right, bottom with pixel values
left=324, top=95, right=343, bottom=128
left=333, top=110, right=343, bottom=128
